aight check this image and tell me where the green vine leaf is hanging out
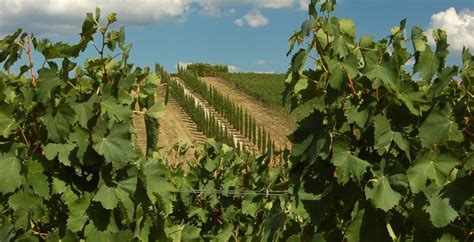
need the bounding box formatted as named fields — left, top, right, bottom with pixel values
left=414, top=50, right=439, bottom=82
left=424, top=193, right=458, bottom=228
left=418, top=109, right=463, bottom=148
left=42, top=102, right=76, bottom=142
left=364, top=62, right=397, bottom=91
left=73, top=96, right=97, bottom=129
left=407, top=151, right=459, bottom=193
left=100, top=98, right=132, bottom=122
left=0, top=109, right=15, bottom=138
left=328, top=59, right=345, bottom=89
left=365, top=175, right=402, bottom=211
left=43, top=143, right=76, bottom=166
left=25, top=159, right=50, bottom=198
left=344, top=101, right=369, bottom=128
left=92, top=122, right=136, bottom=169
left=0, top=153, right=23, bottom=194
left=36, top=68, right=63, bottom=103
left=373, top=115, right=410, bottom=157
left=146, top=101, right=165, bottom=120
left=93, top=184, right=119, bottom=210
left=66, top=192, right=91, bottom=232
left=411, top=26, right=428, bottom=52
left=331, top=142, right=371, bottom=184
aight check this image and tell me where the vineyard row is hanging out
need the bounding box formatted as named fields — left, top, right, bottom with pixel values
left=176, top=66, right=278, bottom=154
left=156, top=64, right=279, bottom=159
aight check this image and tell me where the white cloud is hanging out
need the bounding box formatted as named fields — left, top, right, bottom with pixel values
left=228, top=65, right=241, bottom=73
left=254, top=0, right=293, bottom=9
left=241, top=10, right=269, bottom=28
left=255, top=59, right=270, bottom=65
left=0, top=0, right=189, bottom=35
left=233, top=10, right=269, bottom=28
left=427, top=7, right=474, bottom=51
left=233, top=18, right=245, bottom=27
left=199, top=2, right=222, bottom=16
left=0, top=0, right=307, bottom=35
left=298, top=0, right=310, bottom=10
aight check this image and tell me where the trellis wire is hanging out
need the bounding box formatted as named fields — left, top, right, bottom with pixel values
left=170, top=189, right=291, bottom=197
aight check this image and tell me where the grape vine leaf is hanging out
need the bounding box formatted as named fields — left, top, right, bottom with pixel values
left=146, top=101, right=165, bottom=119
left=73, top=99, right=95, bottom=128
left=464, top=155, right=474, bottom=170
left=411, top=26, right=428, bottom=52
left=328, top=59, right=345, bottom=89
left=43, top=143, right=76, bottom=166
left=345, top=204, right=392, bottom=241
left=216, top=224, right=233, bottom=241
left=0, top=110, right=15, bottom=138
left=100, top=98, right=132, bottom=122
left=407, top=151, right=459, bottom=193
left=0, top=153, right=23, bottom=194
left=66, top=192, right=91, bottom=232
left=93, top=184, right=119, bottom=210
left=36, top=68, right=63, bottom=103
left=344, top=101, right=369, bottom=128
left=437, top=233, right=458, bottom=242
left=25, top=159, right=50, bottom=198
left=418, top=109, right=463, bottom=148
left=339, top=19, right=356, bottom=38
left=424, top=193, right=458, bottom=228
left=414, top=50, right=439, bottom=82
left=242, top=198, right=259, bottom=217
left=8, top=187, right=39, bottom=221
left=427, top=66, right=458, bottom=99
left=0, top=215, right=15, bottom=242
left=68, top=128, right=90, bottom=163
left=42, top=102, right=76, bottom=142
left=364, top=62, right=397, bottom=91
left=331, top=142, right=371, bottom=184
left=143, top=159, right=174, bottom=212
left=365, top=174, right=401, bottom=211
left=294, top=77, right=309, bottom=94
left=373, top=115, right=410, bottom=157
left=92, top=123, right=135, bottom=169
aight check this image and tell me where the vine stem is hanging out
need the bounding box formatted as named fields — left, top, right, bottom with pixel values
left=24, top=33, right=42, bottom=157
left=17, top=124, right=30, bottom=148
left=346, top=72, right=357, bottom=96
left=308, top=14, right=329, bottom=73
left=26, top=34, right=37, bottom=87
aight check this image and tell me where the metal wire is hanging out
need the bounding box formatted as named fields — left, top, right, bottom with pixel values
left=170, top=189, right=291, bottom=197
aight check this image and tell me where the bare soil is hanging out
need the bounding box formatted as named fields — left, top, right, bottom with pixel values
left=201, top=77, right=296, bottom=149
left=133, top=84, right=206, bottom=157
left=157, top=97, right=206, bottom=149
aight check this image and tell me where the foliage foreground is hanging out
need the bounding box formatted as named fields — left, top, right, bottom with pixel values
left=0, top=1, right=473, bottom=241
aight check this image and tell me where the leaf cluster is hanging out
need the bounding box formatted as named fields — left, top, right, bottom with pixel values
left=0, top=9, right=166, bottom=241
left=282, top=0, right=474, bottom=241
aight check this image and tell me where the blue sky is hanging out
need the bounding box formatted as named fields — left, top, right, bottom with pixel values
left=1, top=0, right=473, bottom=73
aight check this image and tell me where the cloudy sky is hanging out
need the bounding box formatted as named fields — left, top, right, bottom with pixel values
left=0, top=0, right=473, bottom=73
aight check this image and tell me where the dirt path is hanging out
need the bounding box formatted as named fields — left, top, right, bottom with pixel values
left=156, top=84, right=206, bottom=150
left=157, top=98, right=206, bottom=149
left=133, top=114, right=147, bottom=153
left=133, top=84, right=206, bottom=156
left=201, top=77, right=295, bottom=149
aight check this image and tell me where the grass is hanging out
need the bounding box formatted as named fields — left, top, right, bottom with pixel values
left=219, top=72, right=316, bottom=122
